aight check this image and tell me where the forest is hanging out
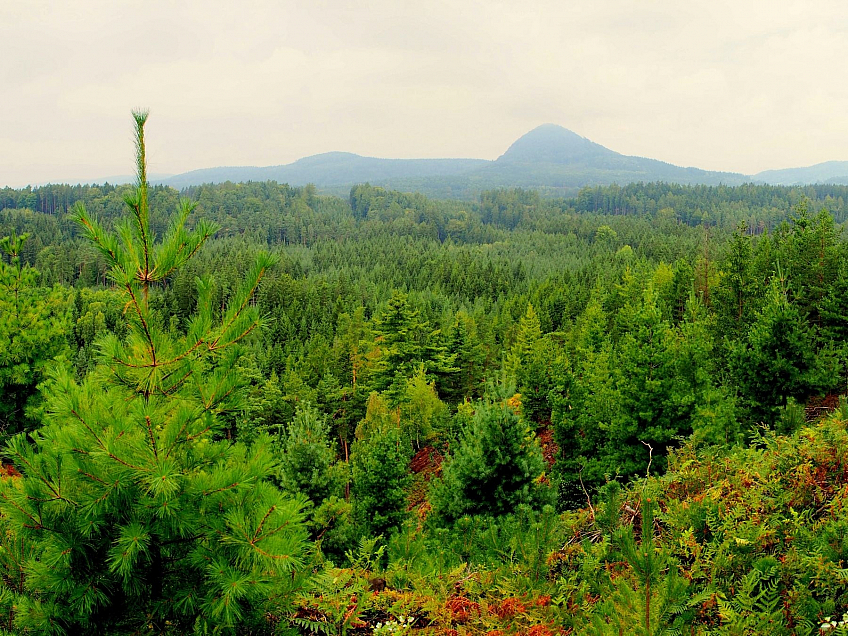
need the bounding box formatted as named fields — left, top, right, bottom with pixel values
left=3, top=113, right=848, bottom=635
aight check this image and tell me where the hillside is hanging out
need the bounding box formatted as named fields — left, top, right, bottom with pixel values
left=754, top=160, right=848, bottom=185
left=159, top=124, right=751, bottom=197
left=161, top=152, right=489, bottom=191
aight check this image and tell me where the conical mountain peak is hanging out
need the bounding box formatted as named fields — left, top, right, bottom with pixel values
left=497, top=124, right=616, bottom=164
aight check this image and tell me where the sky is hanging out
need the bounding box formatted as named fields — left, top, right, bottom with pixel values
left=2, top=0, right=848, bottom=187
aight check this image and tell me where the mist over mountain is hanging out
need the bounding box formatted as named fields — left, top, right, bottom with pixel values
left=90, top=124, right=842, bottom=198
left=161, top=153, right=489, bottom=191
left=752, top=161, right=848, bottom=186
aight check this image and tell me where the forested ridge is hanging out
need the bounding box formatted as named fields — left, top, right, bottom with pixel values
left=3, top=115, right=848, bottom=634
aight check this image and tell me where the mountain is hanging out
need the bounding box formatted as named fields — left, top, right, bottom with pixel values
left=496, top=124, right=616, bottom=164
left=482, top=124, right=748, bottom=191
left=153, top=125, right=805, bottom=198
left=161, top=153, right=488, bottom=191
left=753, top=161, right=848, bottom=186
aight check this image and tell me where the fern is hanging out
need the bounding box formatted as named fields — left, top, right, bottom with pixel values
left=717, top=565, right=788, bottom=634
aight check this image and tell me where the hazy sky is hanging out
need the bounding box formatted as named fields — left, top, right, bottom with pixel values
left=3, top=0, right=848, bottom=187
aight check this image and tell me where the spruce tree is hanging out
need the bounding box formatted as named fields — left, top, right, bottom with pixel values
left=371, top=292, right=426, bottom=391
left=441, top=311, right=485, bottom=403
left=552, top=294, right=623, bottom=504
left=712, top=222, right=759, bottom=343
left=278, top=403, right=339, bottom=504
left=506, top=304, right=552, bottom=423
left=733, top=275, right=837, bottom=426
left=370, top=291, right=455, bottom=394
left=0, top=112, right=309, bottom=634
left=350, top=424, right=412, bottom=539
left=612, top=287, right=681, bottom=476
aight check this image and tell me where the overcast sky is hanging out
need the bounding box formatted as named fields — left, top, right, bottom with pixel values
left=2, top=0, right=847, bottom=187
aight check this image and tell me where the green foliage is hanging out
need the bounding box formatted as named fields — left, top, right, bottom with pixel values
left=440, top=310, right=486, bottom=403
left=0, top=231, right=70, bottom=440
left=432, top=392, right=551, bottom=522
left=506, top=304, right=554, bottom=423
left=293, top=568, right=369, bottom=635
left=70, top=287, right=127, bottom=376
left=712, top=223, right=759, bottom=343
left=398, top=366, right=449, bottom=449
left=370, top=291, right=456, bottom=396
left=350, top=423, right=412, bottom=540
left=732, top=275, right=838, bottom=426
left=310, top=496, right=356, bottom=564
left=591, top=497, right=711, bottom=635
left=10, top=137, right=848, bottom=632
left=278, top=403, right=341, bottom=504
left=0, top=112, right=309, bottom=634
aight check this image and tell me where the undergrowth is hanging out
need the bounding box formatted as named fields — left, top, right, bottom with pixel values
left=292, top=411, right=848, bottom=634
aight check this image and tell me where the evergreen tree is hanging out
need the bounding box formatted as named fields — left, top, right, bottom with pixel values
left=732, top=275, right=838, bottom=426
left=0, top=231, right=70, bottom=441
left=612, top=287, right=683, bottom=476
left=397, top=365, right=448, bottom=449
left=440, top=311, right=486, bottom=403
left=782, top=205, right=840, bottom=322
left=552, top=296, right=624, bottom=504
left=432, top=391, right=551, bottom=522
left=371, top=292, right=426, bottom=391
left=712, top=222, right=759, bottom=343
left=819, top=258, right=848, bottom=347
left=506, top=304, right=553, bottom=423
left=237, top=355, right=287, bottom=443
left=278, top=403, right=340, bottom=504
left=0, top=112, right=309, bottom=634
left=592, top=497, right=707, bottom=635
left=350, top=424, right=412, bottom=539
left=370, top=291, right=455, bottom=393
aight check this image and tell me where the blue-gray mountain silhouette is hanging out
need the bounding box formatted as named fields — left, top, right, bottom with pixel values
left=148, top=124, right=842, bottom=197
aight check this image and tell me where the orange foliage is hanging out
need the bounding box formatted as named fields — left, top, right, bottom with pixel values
left=445, top=595, right=480, bottom=623
left=534, top=595, right=551, bottom=607
left=489, top=596, right=526, bottom=619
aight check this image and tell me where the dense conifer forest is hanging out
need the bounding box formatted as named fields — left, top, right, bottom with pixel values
left=3, top=114, right=848, bottom=634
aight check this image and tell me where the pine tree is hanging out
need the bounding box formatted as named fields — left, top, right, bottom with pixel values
left=591, top=497, right=708, bottom=635
left=0, top=112, right=309, bottom=634
left=432, top=390, right=551, bottom=522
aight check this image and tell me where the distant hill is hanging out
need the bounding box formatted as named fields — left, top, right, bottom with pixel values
left=145, top=124, right=842, bottom=198
left=496, top=124, right=615, bottom=164
left=753, top=160, right=848, bottom=186
left=483, top=124, right=749, bottom=189
left=155, top=125, right=749, bottom=198
left=161, top=153, right=489, bottom=191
